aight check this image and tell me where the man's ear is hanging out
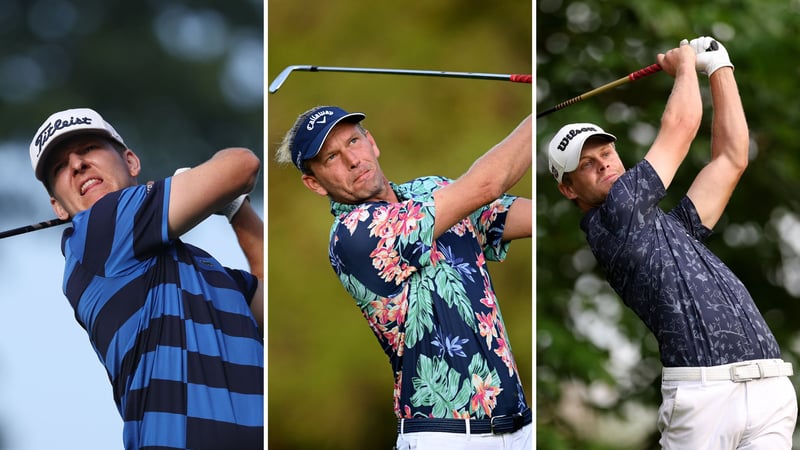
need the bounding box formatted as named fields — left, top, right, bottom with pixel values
left=557, top=182, right=578, bottom=200
left=301, top=174, right=328, bottom=197
left=50, top=197, right=70, bottom=220
left=124, top=149, right=141, bottom=177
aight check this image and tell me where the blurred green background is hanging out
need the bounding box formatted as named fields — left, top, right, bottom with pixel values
left=267, top=1, right=532, bottom=448
left=538, top=1, right=800, bottom=449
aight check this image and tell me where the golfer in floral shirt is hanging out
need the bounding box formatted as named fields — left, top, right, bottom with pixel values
left=277, top=106, right=532, bottom=449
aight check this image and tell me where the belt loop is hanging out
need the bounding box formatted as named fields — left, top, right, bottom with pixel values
left=400, top=418, right=405, bottom=435
left=700, top=366, right=707, bottom=384
left=465, top=418, right=471, bottom=436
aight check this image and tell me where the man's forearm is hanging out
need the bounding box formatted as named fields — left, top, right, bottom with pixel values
left=660, top=61, right=702, bottom=142
left=469, top=114, right=532, bottom=198
left=231, top=200, right=264, bottom=279
left=709, top=68, right=749, bottom=169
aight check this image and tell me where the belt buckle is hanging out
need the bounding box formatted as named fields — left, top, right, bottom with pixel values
left=490, top=415, right=503, bottom=434
left=730, top=362, right=762, bottom=382
left=512, top=412, right=525, bottom=429
left=490, top=412, right=524, bottom=434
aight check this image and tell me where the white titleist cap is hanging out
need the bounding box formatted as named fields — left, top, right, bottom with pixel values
left=30, top=108, right=126, bottom=182
left=547, top=122, right=616, bottom=183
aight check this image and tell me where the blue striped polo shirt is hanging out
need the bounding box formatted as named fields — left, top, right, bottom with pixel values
left=60, top=178, right=263, bottom=450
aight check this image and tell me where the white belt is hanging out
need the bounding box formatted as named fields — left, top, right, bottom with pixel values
left=662, top=359, right=793, bottom=382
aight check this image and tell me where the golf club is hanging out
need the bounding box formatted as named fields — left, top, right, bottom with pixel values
left=0, top=217, right=69, bottom=239
left=537, top=63, right=663, bottom=118
left=269, top=65, right=532, bottom=94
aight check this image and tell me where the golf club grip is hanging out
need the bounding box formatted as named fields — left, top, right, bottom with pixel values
left=0, top=218, right=69, bottom=239
left=510, top=74, right=532, bottom=84
left=537, top=63, right=663, bottom=118
left=628, top=63, right=662, bottom=81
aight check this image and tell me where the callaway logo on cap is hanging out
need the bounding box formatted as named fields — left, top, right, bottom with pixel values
left=305, top=109, right=335, bottom=131
left=290, top=106, right=365, bottom=171
left=547, top=122, right=616, bottom=183
left=29, top=108, right=126, bottom=182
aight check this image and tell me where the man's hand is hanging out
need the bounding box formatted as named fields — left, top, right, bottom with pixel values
left=681, top=36, right=733, bottom=77
left=174, top=167, right=248, bottom=223
left=656, top=42, right=697, bottom=78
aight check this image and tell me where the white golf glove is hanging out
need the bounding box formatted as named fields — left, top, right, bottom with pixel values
left=173, top=167, right=248, bottom=223
left=680, top=36, right=733, bottom=77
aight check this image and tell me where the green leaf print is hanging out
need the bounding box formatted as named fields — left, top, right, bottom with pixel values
left=468, top=353, right=490, bottom=378
left=433, top=263, right=475, bottom=327
left=410, top=354, right=472, bottom=418
left=341, top=273, right=379, bottom=310
left=404, top=276, right=435, bottom=347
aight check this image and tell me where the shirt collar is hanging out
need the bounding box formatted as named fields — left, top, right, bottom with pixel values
left=329, top=181, right=409, bottom=217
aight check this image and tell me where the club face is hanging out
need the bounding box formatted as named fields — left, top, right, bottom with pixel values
left=268, top=65, right=312, bottom=94
left=268, top=67, right=294, bottom=94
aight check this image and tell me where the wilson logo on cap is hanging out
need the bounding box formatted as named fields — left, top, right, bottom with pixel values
left=555, top=126, right=600, bottom=152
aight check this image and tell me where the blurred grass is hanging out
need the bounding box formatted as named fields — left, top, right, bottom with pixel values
left=267, top=1, right=532, bottom=448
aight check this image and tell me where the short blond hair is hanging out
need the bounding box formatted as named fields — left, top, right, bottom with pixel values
left=274, top=106, right=323, bottom=172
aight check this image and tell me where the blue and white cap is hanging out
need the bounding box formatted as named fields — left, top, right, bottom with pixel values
left=547, top=122, right=616, bottom=183
left=30, top=108, right=126, bottom=181
left=290, top=106, right=365, bottom=171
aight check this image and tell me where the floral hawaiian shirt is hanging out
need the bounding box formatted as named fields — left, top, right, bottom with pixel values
left=328, top=175, right=528, bottom=419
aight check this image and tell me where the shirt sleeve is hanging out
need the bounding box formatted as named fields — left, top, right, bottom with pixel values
left=225, top=267, right=259, bottom=306
left=469, top=194, right=517, bottom=262
left=668, top=196, right=713, bottom=243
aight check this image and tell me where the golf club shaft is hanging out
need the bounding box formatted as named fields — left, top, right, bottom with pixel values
left=269, top=65, right=532, bottom=93
left=0, top=217, right=69, bottom=239
left=536, top=63, right=662, bottom=118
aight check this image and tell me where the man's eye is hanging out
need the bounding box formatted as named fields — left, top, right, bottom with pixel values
left=52, top=162, right=65, bottom=176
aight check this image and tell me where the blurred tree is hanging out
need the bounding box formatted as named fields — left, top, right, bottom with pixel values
left=267, top=1, right=531, bottom=448
left=1, top=0, right=262, bottom=191
left=538, top=1, right=800, bottom=448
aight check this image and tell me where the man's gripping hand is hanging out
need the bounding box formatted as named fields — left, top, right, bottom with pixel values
left=174, top=167, right=248, bottom=223
left=680, top=36, right=733, bottom=77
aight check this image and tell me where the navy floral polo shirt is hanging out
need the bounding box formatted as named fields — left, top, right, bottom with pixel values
left=328, top=175, right=528, bottom=419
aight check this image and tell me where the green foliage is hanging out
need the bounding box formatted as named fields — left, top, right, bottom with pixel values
left=538, top=1, right=800, bottom=447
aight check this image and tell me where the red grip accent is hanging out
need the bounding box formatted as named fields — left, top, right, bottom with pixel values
left=510, top=74, right=532, bottom=84
left=628, top=64, right=662, bottom=81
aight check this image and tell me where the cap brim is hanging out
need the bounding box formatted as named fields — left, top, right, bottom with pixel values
left=35, top=129, right=124, bottom=181
left=306, top=112, right=366, bottom=161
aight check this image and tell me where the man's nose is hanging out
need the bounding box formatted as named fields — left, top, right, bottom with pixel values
left=69, top=152, right=87, bottom=172
left=342, top=149, right=360, bottom=168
